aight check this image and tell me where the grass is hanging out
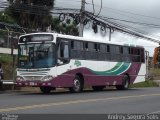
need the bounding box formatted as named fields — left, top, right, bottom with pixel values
left=0, top=54, right=13, bottom=63
left=129, top=80, right=159, bottom=88
left=0, top=54, right=16, bottom=80
left=149, top=67, right=160, bottom=80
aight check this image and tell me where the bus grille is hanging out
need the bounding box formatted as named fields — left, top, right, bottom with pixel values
left=18, top=71, right=48, bottom=76
left=23, top=76, right=43, bottom=81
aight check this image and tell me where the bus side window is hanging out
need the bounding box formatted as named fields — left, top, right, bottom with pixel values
left=107, top=45, right=110, bottom=53
left=63, top=44, right=69, bottom=58
left=85, top=42, right=88, bottom=50
left=57, top=40, right=69, bottom=65
left=141, top=49, right=145, bottom=63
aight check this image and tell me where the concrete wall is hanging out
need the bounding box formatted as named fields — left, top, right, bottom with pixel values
left=0, top=47, right=18, bottom=55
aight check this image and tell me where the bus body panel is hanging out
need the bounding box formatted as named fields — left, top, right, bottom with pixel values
left=133, top=63, right=146, bottom=83
left=16, top=33, right=147, bottom=90
left=17, top=60, right=145, bottom=88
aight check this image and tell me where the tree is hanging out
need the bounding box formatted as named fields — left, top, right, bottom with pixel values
left=51, top=17, right=79, bottom=36
left=6, top=0, right=79, bottom=36
left=0, top=11, right=16, bottom=45
left=6, top=0, right=55, bottom=32
left=0, top=11, right=15, bottom=24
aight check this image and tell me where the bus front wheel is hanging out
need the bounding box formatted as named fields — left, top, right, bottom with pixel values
left=40, top=87, right=52, bottom=94
left=116, top=75, right=130, bottom=90
left=69, top=75, right=83, bottom=93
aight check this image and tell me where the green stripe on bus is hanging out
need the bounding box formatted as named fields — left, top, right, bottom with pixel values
left=103, top=62, right=123, bottom=73
left=89, top=62, right=130, bottom=76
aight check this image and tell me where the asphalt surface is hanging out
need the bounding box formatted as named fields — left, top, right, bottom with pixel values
left=0, top=87, right=160, bottom=114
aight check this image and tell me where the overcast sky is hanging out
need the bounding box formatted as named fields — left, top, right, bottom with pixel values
left=55, top=0, right=160, bottom=55
left=1, top=0, right=160, bottom=55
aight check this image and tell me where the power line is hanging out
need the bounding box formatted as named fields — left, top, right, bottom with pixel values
left=1, top=1, right=160, bottom=43
left=95, top=0, right=102, bottom=17
left=85, top=2, right=147, bottom=23
left=90, top=0, right=103, bottom=18
left=102, top=17, right=160, bottom=28
left=103, top=6, right=160, bottom=20
left=86, top=2, right=160, bottom=20
left=85, top=11, right=160, bottom=43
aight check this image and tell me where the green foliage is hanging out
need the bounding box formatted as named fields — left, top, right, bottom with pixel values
left=6, top=0, right=55, bottom=31
left=0, top=30, right=7, bottom=36
left=0, top=54, right=15, bottom=80
left=0, top=11, right=17, bottom=37
left=129, top=80, right=159, bottom=88
left=51, top=17, right=79, bottom=36
left=5, top=1, right=78, bottom=35
left=0, top=11, right=15, bottom=24
left=0, top=54, right=12, bottom=63
left=149, top=68, right=160, bottom=80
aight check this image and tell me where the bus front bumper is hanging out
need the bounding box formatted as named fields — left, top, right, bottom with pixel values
left=16, top=81, right=52, bottom=87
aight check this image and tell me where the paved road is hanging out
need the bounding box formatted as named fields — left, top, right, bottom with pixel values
left=0, top=87, right=160, bottom=114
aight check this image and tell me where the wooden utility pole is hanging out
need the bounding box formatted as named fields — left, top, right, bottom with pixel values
left=79, top=0, right=85, bottom=37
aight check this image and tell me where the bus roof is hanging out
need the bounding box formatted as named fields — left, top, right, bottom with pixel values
left=19, top=32, right=144, bottom=48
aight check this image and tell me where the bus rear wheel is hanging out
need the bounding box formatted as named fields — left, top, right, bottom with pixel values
left=69, top=75, right=83, bottom=93
left=40, top=87, right=52, bottom=94
left=116, top=75, right=130, bottom=90
left=92, top=86, right=105, bottom=91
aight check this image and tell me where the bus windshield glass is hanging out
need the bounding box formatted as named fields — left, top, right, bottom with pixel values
left=18, top=43, right=56, bottom=69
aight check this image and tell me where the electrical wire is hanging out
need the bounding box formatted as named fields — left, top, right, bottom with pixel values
left=86, top=2, right=160, bottom=21
left=85, top=11, right=160, bottom=43
left=92, top=0, right=95, bottom=15
left=1, top=1, right=160, bottom=43
left=87, top=11, right=160, bottom=43
left=102, top=17, right=160, bottom=28
left=96, top=0, right=102, bottom=16
left=99, top=15, right=160, bottom=39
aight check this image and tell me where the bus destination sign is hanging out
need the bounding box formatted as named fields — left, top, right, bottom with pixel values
left=19, top=34, right=53, bottom=43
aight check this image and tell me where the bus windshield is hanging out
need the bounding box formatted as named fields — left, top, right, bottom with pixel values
left=18, top=43, right=56, bottom=69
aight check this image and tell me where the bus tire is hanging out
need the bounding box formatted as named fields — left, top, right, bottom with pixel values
left=40, top=87, right=52, bottom=94
left=116, top=75, right=130, bottom=90
left=92, top=86, right=105, bottom=91
left=69, top=75, right=83, bottom=93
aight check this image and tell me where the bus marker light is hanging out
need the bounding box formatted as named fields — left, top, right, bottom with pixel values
left=41, top=75, right=53, bottom=82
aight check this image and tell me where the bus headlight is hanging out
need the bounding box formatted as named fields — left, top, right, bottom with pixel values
left=16, top=76, right=25, bottom=81
left=41, top=75, right=53, bottom=82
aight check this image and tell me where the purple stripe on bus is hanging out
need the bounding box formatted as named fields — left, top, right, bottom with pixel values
left=50, top=63, right=141, bottom=87
left=16, top=63, right=142, bottom=88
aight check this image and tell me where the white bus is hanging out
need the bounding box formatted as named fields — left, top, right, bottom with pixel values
left=16, top=33, right=146, bottom=93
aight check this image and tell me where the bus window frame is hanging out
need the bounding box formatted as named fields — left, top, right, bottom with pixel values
left=56, top=38, right=70, bottom=66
